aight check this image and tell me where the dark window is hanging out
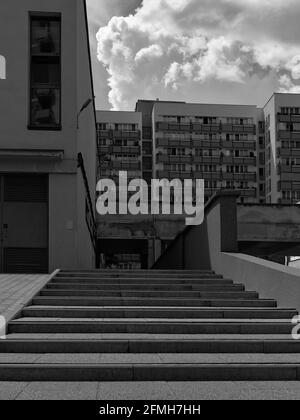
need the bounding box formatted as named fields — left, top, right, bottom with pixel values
left=29, top=14, right=61, bottom=129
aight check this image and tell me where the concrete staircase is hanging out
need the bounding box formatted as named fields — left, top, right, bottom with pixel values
left=1, top=269, right=300, bottom=381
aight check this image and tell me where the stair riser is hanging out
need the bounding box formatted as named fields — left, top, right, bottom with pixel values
left=32, top=298, right=277, bottom=307
left=47, top=284, right=244, bottom=291
left=60, top=271, right=215, bottom=274
left=22, top=309, right=296, bottom=319
left=8, top=323, right=293, bottom=334
left=51, top=278, right=229, bottom=284
left=39, top=290, right=258, bottom=299
left=0, top=365, right=297, bottom=381
left=1, top=341, right=300, bottom=354
left=57, top=274, right=221, bottom=279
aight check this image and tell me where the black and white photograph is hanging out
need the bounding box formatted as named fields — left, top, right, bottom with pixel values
left=1, top=0, right=300, bottom=404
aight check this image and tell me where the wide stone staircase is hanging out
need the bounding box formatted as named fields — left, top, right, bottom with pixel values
left=1, top=269, right=300, bottom=381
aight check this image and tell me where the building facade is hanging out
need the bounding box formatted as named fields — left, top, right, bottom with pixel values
left=137, top=95, right=300, bottom=206
left=149, top=101, right=261, bottom=204
left=96, top=111, right=145, bottom=268
left=264, top=93, right=300, bottom=204
left=0, top=0, right=97, bottom=273
left=96, top=111, right=142, bottom=183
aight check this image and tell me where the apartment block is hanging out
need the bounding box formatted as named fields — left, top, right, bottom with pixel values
left=136, top=100, right=185, bottom=184
left=137, top=95, right=300, bottom=205
left=96, top=111, right=142, bottom=183
left=264, top=93, right=300, bottom=204
left=150, top=101, right=261, bottom=203
left=96, top=111, right=145, bottom=269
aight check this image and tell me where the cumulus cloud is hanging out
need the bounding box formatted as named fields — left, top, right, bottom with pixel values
left=96, top=0, right=300, bottom=109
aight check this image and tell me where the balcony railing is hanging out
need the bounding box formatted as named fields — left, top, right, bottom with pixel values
left=97, top=129, right=141, bottom=139
left=156, top=122, right=256, bottom=135
left=222, top=173, right=257, bottom=182
left=98, top=145, right=141, bottom=155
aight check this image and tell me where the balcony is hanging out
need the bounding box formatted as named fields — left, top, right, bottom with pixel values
left=97, top=130, right=110, bottom=138
left=97, top=129, right=140, bottom=139
left=222, top=156, right=256, bottom=166
left=278, top=131, right=300, bottom=141
left=112, top=146, right=140, bottom=155
left=111, top=130, right=140, bottom=139
left=280, top=172, right=300, bottom=182
left=156, top=122, right=256, bottom=135
left=232, top=141, right=256, bottom=151
left=238, top=189, right=257, bottom=197
left=279, top=165, right=300, bottom=174
left=111, top=161, right=141, bottom=171
left=194, top=156, right=220, bottom=164
left=156, top=138, right=192, bottom=148
left=193, top=140, right=221, bottom=148
left=222, top=173, right=257, bottom=182
left=169, top=156, right=192, bottom=164
left=279, top=148, right=300, bottom=157
left=202, top=172, right=221, bottom=180
left=277, top=114, right=300, bottom=123
left=156, top=171, right=194, bottom=180
left=98, top=145, right=111, bottom=154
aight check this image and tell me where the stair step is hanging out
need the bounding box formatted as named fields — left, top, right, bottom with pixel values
left=0, top=363, right=298, bottom=381
left=58, top=270, right=216, bottom=276
left=51, top=278, right=232, bottom=285
left=8, top=319, right=292, bottom=334
left=47, top=283, right=244, bottom=291
left=1, top=353, right=300, bottom=364
left=1, top=268, right=296, bottom=383
left=56, top=273, right=223, bottom=279
left=22, top=306, right=296, bottom=319
left=39, top=290, right=258, bottom=299
left=31, top=296, right=277, bottom=308
left=60, top=270, right=215, bottom=274
left=2, top=339, right=300, bottom=353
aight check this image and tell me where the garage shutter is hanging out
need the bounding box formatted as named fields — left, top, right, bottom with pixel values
left=4, top=248, right=48, bottom=274
left=4, top=175, right=48, bottom=202
left=2, top=175, right=49, bottom=274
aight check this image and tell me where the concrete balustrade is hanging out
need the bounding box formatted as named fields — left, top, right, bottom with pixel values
left=153, top=191, right=300, bottom=312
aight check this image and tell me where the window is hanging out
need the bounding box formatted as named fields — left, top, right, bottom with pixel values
left=29, top=14, right=61, bottom=129
left=0, top=55, right=6, bottom=79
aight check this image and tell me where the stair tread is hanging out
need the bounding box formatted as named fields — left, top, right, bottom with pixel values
left=4, top=333, right=296, bottom=340
left=33, top=296, right=274, bottom=301
left=11, top=318, right=293, bottom=324
left=1, top=354, right=300, bottom=364
left=25, top=305, right=296, bottom=311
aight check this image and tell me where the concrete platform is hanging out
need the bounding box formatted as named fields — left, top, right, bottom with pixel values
left=0, top=273, right=56, bottom=322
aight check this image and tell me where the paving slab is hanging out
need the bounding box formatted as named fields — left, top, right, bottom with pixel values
left=97, top=381, right=175, bottom=400
left=0, top=382, right=28, bottom=400
left=0, top=273, right=56, bottom=323
left=168, top=382, right=300, bottom=400
left=16, top=382, right=98, bottom=400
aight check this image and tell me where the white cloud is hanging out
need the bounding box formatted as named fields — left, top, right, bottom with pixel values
left=96, top=0, right=300, bottom=109
left=135, top=45, right=163, bottom=62
left=279, top=75, right=300, bottom=94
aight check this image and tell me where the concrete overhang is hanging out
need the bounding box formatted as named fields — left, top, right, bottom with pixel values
left=238, top=204, right=300, bottom=256
left=0, top=149, right=64, bottom=161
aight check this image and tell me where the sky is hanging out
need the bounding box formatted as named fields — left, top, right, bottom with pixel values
left=86, top=0, right=300, bottom=111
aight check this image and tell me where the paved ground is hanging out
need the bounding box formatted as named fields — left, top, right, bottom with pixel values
left=0, top=273, right=55, bottom=324
left=1, top=381, right=300, bottom=400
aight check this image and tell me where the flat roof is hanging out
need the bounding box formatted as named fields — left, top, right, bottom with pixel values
left=96, top=110, right=142, bottom=124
